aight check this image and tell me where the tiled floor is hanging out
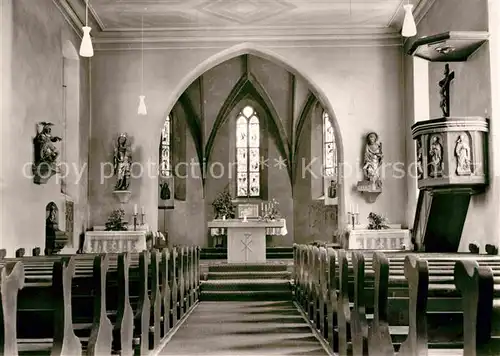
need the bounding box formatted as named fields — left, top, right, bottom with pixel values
left=158, top=301, right=330, bottom=356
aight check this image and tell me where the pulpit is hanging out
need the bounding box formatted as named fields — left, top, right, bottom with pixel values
left=207, top=219, right=286, bottom=263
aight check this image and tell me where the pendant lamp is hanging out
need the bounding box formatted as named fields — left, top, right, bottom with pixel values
left=80, top=0, right=94, bottom=57
left=138, top=14, right=147, bottom=115
left=402, top=2, right=417, bottom=37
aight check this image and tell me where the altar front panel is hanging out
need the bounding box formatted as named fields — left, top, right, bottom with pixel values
left=227, top=226, right=266, bottom=263
left=83, top=231, right=147, bottom=253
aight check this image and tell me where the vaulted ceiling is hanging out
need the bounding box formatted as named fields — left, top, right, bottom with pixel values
left=58, top=0, right=431, bottom=43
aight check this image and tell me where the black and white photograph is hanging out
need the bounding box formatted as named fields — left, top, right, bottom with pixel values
left=0, top=0, right=499, bottom=355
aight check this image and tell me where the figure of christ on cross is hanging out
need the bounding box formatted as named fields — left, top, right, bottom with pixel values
left=439, top=63, right=455, bottom=117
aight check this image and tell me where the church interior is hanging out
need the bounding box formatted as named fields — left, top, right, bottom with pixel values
left=1, top=0, right=500, bottom=355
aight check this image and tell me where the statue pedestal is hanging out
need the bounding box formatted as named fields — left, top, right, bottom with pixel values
left=113, top=190, right=131, bottom=204
left=356, top=180, right=382, bottom=203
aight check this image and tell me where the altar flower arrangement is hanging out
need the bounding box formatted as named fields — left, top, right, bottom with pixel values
left=212, top=187, right=236, bottom=219
left=261, top=198, right=281, bottom=221
left=105, top=208, right=128, bottom=231
left=367, top=212, right=389, bottom=230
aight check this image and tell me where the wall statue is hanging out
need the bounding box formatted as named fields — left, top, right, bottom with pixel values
left=416, top=138, right=423, bottom=179
left=428, top=135, right=443, bottom=177
left=33, top=122, right=62, bottom=184
left=362, top=132, right=383, bottom=187
left=45, top=202, right=68, bottom=255
left=113, top=133, right=132, bottom=191
left=455, top=134, right=472, bottom=176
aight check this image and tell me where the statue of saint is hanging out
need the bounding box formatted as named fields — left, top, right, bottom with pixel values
left=113, top=133, right=132, bottom=191
left=34, top=122, right=62, bottom=173
left=416, top=139, right=423, bottom=179
left=428, top=136, right=443, bottom=177
left=455, top=134, right=471, bottom=175
left=362, top=132, right=383, bottom=186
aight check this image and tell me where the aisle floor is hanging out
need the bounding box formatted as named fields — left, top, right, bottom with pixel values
left=158, top=301, right=330, bottom=356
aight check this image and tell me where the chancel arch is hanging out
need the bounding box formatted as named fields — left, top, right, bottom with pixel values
left=156, top=50, right=344, bottom=246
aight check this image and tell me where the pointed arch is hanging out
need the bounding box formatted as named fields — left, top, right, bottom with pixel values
left=156, top=42, right=345, bottom=228
left=205, top=72, right=291, bottom=181
left=292, top=92, right=318, bottom=184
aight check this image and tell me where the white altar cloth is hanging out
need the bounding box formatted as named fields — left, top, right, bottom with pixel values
left=207, top=219, right=285, bottom=263
left=83, top=231, right=147, bottom=253
left=347, top=228, right=411, bottom=250
left=210, top=218, right=287, bottom=236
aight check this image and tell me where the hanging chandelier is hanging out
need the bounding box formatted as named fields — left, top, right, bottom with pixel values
left=79, top=0, right=94, bottom=57
left=402, top=1, right=417, bottom=37
left=137, top=13, right=147, bottom=115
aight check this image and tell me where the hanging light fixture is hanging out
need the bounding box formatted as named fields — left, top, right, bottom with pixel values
left=402, top=1, right=417, bottom=37
left=137, top=13, right=147, bottom=115
left=80, top=0, right=94, bottom=57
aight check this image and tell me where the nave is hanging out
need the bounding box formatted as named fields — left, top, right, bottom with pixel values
left=1, top=245, right=500, bottom=355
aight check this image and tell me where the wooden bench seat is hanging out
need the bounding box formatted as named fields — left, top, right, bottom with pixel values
left=292, top=244, right=500, bottom=356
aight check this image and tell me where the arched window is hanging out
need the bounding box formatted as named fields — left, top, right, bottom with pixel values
left=160, top=115, right=172, bottom=177
left=236, top=106, right=260, bottom=197
left=323, top=111, right=337, bottom=177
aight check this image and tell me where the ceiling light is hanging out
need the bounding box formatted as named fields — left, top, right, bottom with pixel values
left=137, top=13, right=147, bottom=116
left=79, top=0, right=94, bottom=57
left=402, top=3, right=417, bottom=37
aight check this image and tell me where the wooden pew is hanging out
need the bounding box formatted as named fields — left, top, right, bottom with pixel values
left=454, top=259, right=500, bottom=355
left=366, top=252, right=500, bottom=356
left=293, top=244, right=500, bottom=356
left=0, top=261, right=25, bottom=355
left=16, top=256, right=82, bottom=355
left=1, top=246, right=199, bottom=356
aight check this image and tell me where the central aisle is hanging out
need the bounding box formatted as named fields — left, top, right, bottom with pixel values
left=158, top=301, right=331, bottom=356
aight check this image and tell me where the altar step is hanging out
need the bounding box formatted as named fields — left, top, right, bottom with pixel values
left=200, top=247, right=293, bottom=260
left=200, top=263, right=293, bottom=302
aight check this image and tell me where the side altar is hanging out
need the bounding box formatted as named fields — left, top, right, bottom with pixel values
left=207, top=219, right=286, bottom=263
left=83, top=223, right=149, bottom=253
left=347, top=225, right=411, bottom=250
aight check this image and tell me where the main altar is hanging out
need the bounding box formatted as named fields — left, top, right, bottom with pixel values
left=207, top=219, right=286, bottom=263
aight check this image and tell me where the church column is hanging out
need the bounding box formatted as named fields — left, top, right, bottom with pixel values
left=404, top=54, right=429, bottom=229
left=486, top=0, right=500, bottom=246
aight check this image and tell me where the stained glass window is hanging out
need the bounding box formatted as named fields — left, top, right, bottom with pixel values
left=160, top=115, right=172, bottom=177
left=323, top=111, right=337, bottom=178
left=236, top=106, right=260, bottom=197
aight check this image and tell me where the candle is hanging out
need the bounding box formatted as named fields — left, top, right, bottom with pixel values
left=134, top=204, right=137, bottom=215
left=141, top=206, right=145, bottom=214
left=356, top=204, right=359, bottom=214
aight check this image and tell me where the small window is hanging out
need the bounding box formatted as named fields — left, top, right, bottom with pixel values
left=160, top=115, right=172, bottom=177
left=323, top=111, right=337, bottom=177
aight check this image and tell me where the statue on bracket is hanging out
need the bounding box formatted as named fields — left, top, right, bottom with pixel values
left=357, top=132, right=383, bottom=202
left=439, top=63, right=455, bottom=117
left=455, top=134, right=472, bottom=176
left=362, top=132, right=383, bottom=186
left=33, top=122, right=62, bottom=184
left=112, top=133, right=133, bottom=204
left=114, top=133, right=132, bottom=191
left=428, top=135, right=443, bottom=177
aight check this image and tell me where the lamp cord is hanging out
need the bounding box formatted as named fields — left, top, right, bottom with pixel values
left=141, top=14, right=144, bottom=94
left=85, top=0, right=88, bottom=26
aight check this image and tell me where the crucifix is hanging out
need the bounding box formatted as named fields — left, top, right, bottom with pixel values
left=439, top=63, right=455, bottom=117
